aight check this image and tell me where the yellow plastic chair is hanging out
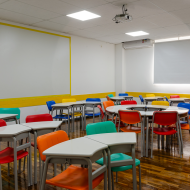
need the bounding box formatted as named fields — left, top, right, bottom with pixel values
left=152, top=101, right=169, bottom=106
left=62, top=99, right=82, bottom=117
left=146, top=94, right=155, bottom=97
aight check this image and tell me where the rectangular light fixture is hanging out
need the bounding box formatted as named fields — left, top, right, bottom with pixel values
left=67, top=10, right=101, bottom=21
left=179, top=36, right=190, bottom=40
left=125, top=31, right=149, bottom=37
left=155, top=37, right=178, bottom=43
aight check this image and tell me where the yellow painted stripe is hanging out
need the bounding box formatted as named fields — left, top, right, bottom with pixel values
left=0, top=92, right=115, bottom=108
left=125, top=92, right=190, bottom=99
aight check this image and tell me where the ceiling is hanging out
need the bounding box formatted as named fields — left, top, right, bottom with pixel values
left=1, top=0, right=190, bottom=44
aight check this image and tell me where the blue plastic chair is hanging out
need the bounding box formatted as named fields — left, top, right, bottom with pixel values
left=139, top=95, right=144, bottom=104
left=118, top=93, right=128, bottom=96
left=178, top=103, right=190, bottom=125
left=85, top=98, right=101, bottom=123
left=165, top=96, right=169, bottom=102
left=46, top=100, right=71, bottom=120
left=86, top=121, right=141, bottom=189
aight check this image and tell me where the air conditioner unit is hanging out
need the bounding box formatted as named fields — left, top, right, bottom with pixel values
left=122, top=39, right=154, bottom=50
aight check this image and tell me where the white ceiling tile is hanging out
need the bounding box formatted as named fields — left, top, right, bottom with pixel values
left=17, top=0, right=82, bottom=15
left=125, top=0, right=165, bottom=18
left=0, top=0, right=8, bottom=4
left=164, top=24, right=190, bottom=36
left=0, top=0, right=60, bottom=19
left=143, top=13, right=183, bottom=27
left=32, top=21, right=78, bottom=33
left=68, top=29, right=102, bottom=38
left=111, top=0, right=140, bottom=6
left=60, top=0, right=108, bottom=9
left=170, top=8, right=190, bottom=24
left=148, top=0, right=190, bottom=12
left=0, top=8, right=42, bottom=25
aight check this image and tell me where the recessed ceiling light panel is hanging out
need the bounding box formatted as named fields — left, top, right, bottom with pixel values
left=125, top=31, right=149, bottom=37
left=67, top=10, right=101, bottom=21
left=179, top=36, right=190, bottom=40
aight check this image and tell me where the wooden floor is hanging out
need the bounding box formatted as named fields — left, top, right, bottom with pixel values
left=1, top=117, right=190, bottom=190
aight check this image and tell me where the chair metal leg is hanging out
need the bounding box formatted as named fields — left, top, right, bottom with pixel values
left=111, top=171, right=115, bottom=190
left=27, top=155, right=30, bottom=187
left=139, top=165, right=141, bottom=190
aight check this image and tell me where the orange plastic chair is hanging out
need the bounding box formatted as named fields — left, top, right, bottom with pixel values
left=170, top=95, right=180, bottom=98
left=121, top=100, right=137, bottom=105
left=106, top=96, right=111, bottom=101
left=37, top=131, right=104, bottom=190
left=103, top=101, right=116, bottom=122
left=118, top=110, right=142, bottom=133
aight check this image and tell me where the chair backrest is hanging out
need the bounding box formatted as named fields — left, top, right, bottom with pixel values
left=86, top=98, right=101, bottom=102
left=107, top=94, right=114, bottom=98
left=26, top=114, right=53, bottom=123
left=152, top=101, right=169, bottom=106
left=106, top=96, right=111, bottom=101
left=102, top=101, right=114, bottom=111
left=119, top=93, right=128, bottom=96
left=121, top=100, right=137, bottom=105
left=46, top=100, right=56, bottom=111
left=37, top=130, right=69, bottom=161
left=178, top=103, right=190, bottom=114
left=118, top=110, right=141, bottom=124
left=97, top=105, right=105, bottom=120
left=146, top=94, right=155, bottom=97
left=170, top=95, right=180, bottom=98
left=165, top=96, right=169, bottom=102
left=153, top=111, right=178, bottom=125
left=139, top=95, right=144, bottom=103
left=0, top=108, right=20, bottom=120
left=86, top=121, right=117, bottom=135
left=62, top=98, right=76, bottom=103
left=0, top=119, right=6, bottom=127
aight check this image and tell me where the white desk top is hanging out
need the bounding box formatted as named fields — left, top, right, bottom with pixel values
left=0, top=114, right=18, bottom=119
left=43, top=137, right=107, bottom=157
left=52, top=101, right=84, bottom=108
left=21, top=121, right=62, bottom=130
left=84, top=101, right=101, bottom=105
left=85, top=132, right=136, bottom=146
left=106, top=104, right=188, bottom=115
left=144, top=96, right=163, bottom=100
left=110, top=96, right=125, bottom=100
left=0, top=124, right=31, bottom=137
left=169, top=98, right=190, bottom=101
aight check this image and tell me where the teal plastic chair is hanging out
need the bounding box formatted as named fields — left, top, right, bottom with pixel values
left=86, top=121, right=141, bottom=189
left=107, top=94, right=114, bottom=98
left=0, top=108, right=20, bottom=123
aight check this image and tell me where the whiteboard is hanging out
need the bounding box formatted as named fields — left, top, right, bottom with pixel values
left=154, top=40, right=190, bottom=84
left=0, top=24, right=70, bottom=99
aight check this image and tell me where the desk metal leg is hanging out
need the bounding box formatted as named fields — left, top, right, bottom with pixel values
left=141, top=119, right=144, bottom=158
left=29, top=133, right=33, bottom=186
left=107, top=149, right=112, bottom=190
left=34, top=131, right=37, bottom=184
left=132, top=144, right=137, bottom=190
left=68, top=108, right=70, bottom=135
left=93, top=105, right=95, bottom=123
left=13, top=137, right=18, bottom=190
left=146, top=117, right=149, bottom=157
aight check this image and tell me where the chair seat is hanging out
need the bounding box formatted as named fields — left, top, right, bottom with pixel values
left=53, top=115, right=71, bottom=120
left=152, top=127, right=177, bottom=135
left=85, top=112, right=101, bottom=117
left=46, top=165, right=104, bottom=190
left=0, top=147, right=28, bottom=164
left=96, top=153, right=140, bottom=172
left=120, top=125, right=141, bottom=134
left=73, top=112, right=82, bottom=117
left=170, top=124, right=190, bottom=130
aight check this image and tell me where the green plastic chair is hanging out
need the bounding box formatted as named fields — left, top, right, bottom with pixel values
left=0, top=108, right=20, bottom=123
left=107, top=94, right=114, bottom=98
left=86, top=121, right=141, bottom=189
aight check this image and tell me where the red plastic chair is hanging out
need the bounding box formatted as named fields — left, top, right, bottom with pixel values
left=170, top=95, right=180, bottom=98
left=121, top=100, right=137, bottom=105
left=37, top=131, right=104, bottom=190
left=0, top=119, right=29, bottom=190
left=118, top=110, right=142, bottom=133
left=26, top=113, right=53, bottom=123
left=151, top=111, right=181, bottom=158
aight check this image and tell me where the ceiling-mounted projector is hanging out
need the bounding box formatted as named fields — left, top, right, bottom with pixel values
left=113, top=4, right=132, bottom=23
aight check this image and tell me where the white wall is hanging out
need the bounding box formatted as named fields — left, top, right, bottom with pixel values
left=124, top=46, right=190, bottom=94
left=71, top=35, right=115, bottom=95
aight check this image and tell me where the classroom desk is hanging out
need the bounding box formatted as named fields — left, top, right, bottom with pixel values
left=21, top=121, right=63, bottom=184
left=169, top=98, right=190, bottom=106
left=0, top=114, right=18, bottom=124
left=0, top=124, right=32, bottom=190
left=110, top=96, right=134, bottom=104
left=85, top=133, right=137, bottom=190
left=106, top=105, right=188, bottom=158
left=41, top=137, right=108, bottom=190
left=144, top=96, right=164, bottom=104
